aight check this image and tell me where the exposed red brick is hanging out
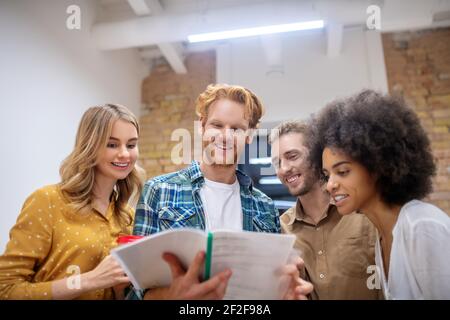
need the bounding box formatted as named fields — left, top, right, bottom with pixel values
left=139, top=51, right=216, bottom=177
left=383, top=27, right=450, bottom=213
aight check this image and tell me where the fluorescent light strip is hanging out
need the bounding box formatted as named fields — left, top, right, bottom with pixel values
left=259, top=176, right=282, bottom=185
left=274, top=200, right=296, bottom=208
left=188, top=20, right=324, bottom=43
left=249, top=157, right=272, bottom=165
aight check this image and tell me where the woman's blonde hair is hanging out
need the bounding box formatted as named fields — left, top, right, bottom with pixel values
left=59, top=104, right=144, bottom=226
left=196, top=84, right=265, bottom=129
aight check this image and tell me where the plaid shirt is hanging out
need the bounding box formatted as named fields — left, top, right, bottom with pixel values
left=126, top=161, right=280, bottom=299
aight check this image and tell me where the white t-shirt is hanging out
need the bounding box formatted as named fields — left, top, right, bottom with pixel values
left=199, top=177, right=243, bottom=232
left=375, top=200, right=450, bottom=299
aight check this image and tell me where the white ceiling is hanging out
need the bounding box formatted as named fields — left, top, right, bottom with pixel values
left=94, top=0, right=450, bottom=73
left=97, top=0, right=450, bottom=24
left=99, top=0, right=271, bottom=15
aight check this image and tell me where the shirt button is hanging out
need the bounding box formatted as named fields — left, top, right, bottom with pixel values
left=318, top=250, right=323, bottom=255
left=316, top=227, right=320, bottom=231
left=319, top=273, right=325, bottom=279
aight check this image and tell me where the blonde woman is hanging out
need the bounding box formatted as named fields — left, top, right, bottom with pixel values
left=0, top=104, right=144, bottom=299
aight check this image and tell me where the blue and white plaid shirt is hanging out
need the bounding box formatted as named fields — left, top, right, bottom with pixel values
left=126, top=161, right=280, bottom=299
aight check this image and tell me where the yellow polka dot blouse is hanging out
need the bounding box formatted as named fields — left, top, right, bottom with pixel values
left=0, top=184, right=134, bottom=299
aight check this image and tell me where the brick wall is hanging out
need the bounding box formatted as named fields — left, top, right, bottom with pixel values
left=382, top=27, right=450, bottom=213
left=139, top=50, right=216, bottom=179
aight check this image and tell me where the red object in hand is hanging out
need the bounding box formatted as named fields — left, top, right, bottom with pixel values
left=117, top=235, right=144, bottom=244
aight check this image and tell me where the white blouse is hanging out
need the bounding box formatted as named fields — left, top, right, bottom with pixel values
left=375, top=200, right=450, bottom=299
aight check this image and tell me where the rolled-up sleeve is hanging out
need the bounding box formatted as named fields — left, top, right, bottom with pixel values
left=133, top=180, right=161, bottom=236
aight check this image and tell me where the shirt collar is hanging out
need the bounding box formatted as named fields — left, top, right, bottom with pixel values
left=187, top=161, right=253, bottom=191
left=283, top=197, right=335, bottom=226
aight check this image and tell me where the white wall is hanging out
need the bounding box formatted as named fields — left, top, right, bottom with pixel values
left=216, top=27, right=388, bottom=125
left=0, top=0, right=146, bottom=251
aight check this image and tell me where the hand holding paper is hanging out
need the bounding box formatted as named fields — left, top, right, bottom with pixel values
left=112, top=229, right=299, bottom=299
left=160, top=251, right=232, bottom=300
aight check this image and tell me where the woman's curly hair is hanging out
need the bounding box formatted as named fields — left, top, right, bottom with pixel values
left=308, top=89, right=436, bottom=206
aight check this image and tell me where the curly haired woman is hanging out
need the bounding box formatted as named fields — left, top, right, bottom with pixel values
left=309, top=90, right=450, bottom=299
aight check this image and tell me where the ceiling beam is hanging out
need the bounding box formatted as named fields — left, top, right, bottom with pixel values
left=260, top=35, right=284, bottom=77
left=326, top=23, right=343, bottom=58
left=95, top=0, right=450, bottom=50
left=93, top=1, right=321, bottom=50
left=127, top=0, right=151, bottom=16
left=145, top=0, right=163, bottom=15
left=126, top=0, right=187, bottom=74
left=158, top=43, right=187, bottom=74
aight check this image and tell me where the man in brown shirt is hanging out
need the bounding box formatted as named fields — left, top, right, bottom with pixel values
left=270, top=121, right=380, bottom=300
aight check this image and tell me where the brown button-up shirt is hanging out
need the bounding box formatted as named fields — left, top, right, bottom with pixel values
left=281, top=199, right=381, bottom=300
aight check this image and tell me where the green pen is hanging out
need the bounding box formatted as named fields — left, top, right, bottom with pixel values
left=203, top=232, right=213, bottom=280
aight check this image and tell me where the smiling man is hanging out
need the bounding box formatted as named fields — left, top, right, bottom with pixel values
left=136, top=84, right=279, bottom=237
left=126, top=84, right=313, bottom=300
left=270, top=120, right=380, bottom=300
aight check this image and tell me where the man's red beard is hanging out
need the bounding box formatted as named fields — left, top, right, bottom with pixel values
left=201, top=138, right=238, bottom=166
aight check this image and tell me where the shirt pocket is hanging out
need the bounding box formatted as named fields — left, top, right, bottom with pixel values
left=336, top=236, right=372, bottom=278
left=158, top=207, right=198, bottom=230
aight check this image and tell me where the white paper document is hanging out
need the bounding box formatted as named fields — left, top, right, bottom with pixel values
left=111, top=228, right=295, bottom=299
